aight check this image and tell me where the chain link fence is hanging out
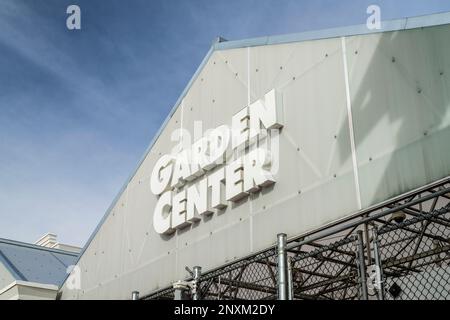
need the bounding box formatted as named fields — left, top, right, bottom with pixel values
left=377, top=203, right=450, bottom=300
left=143, top=184, right=450, bottom=301
left=290, top=237, right=360, bottom=300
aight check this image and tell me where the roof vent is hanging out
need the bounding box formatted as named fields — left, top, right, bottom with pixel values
left=35, top=233, right=58, bottom=248
left=34, top=233, right=81, bottom=253
left=213, top=36, right=227, bottom=44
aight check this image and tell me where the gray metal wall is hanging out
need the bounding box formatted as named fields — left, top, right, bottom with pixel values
left=0, top=263, right=14, bottom=292
left=60, top=23, right=450, bottom=299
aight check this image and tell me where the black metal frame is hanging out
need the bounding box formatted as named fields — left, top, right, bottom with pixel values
left=142, top=177, right=450, bottom=300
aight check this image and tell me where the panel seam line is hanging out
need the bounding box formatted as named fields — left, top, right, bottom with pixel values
left=341, top=36, right=362, bottom=210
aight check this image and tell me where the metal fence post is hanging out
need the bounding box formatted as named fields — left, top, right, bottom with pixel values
left=173, top=281, right=191, bottom=300
left=287, top=256, right=294, bottom=300
left=364, top=222, right=372, bottom=265
left=356, top=230, right=368, bottom=300
left=192, top=266, right=202, bottom=300
left=372, top=226, right=385, bottom=300
left=277, top=233, right=289, bottom=300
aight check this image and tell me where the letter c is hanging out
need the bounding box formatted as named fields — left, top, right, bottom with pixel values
left=153, top=191, right=174, bottom=234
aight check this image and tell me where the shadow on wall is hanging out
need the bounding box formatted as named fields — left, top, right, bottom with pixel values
left=337, top=25, right=450, bottom=209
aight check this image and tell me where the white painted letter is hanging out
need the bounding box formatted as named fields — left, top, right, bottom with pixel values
left=244, top=146, right=276, bottom=193
left=171, top=150, right=192, bottom=188
left=206, top=125, right=230, bottom=169
left=172, top=190, right=190, bottom=229
left=153, top=191, right=174, bottom=234
left=231, top=107, right=249, bottom=150
left=249, top=89, right=283, bottom=144
left=187, top=178, right=212, bottom=222
left=226, top=158, right=248, bottom=202
left=150, top=154, right=173, bottom=196
left=190, top=137, right=209, bottom=178
left=208, top=167, right=227, bottom=209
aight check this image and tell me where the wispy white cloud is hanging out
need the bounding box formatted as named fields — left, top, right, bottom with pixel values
left=1, top=0, right=450, bottom=246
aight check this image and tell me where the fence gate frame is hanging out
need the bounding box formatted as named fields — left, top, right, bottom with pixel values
left=142, top=177, right=450, bottom=300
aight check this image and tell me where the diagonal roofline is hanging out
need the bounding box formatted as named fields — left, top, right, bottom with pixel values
left=60, top=10, right=450, bottom=290
left=0, top=237, right=79, bottom=285
left=0, top=249, right=27, bottom=281
left=0, top=238, right=79, bottom=256
left=213, top=10, right=450, bottom=51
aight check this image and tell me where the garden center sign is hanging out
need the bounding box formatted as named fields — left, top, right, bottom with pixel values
left=151, top=89, right=283, bottom=234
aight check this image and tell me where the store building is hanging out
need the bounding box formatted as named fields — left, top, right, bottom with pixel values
left=0, top=234, right=80, bottom=300
left=9, top=12, right=450, bottom=300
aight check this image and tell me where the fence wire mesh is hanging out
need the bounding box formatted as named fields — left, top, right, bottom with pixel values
left=200, top=253, right=278, bottom=300
left=290, top=237, right=360, bottom=300
left=377, top=203, right=450, bottom=300
left=143, top=183, right=450, bottom=301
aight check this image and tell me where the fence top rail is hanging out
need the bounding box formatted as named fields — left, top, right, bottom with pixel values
left=378, top=203, right=450, bottom=235
left=291, top=237, right=356, bottom=263
left=141, top=180, right=450, bottom=300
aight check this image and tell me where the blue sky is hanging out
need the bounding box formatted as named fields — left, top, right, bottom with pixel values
left=1, top=0, right=450, bottom=247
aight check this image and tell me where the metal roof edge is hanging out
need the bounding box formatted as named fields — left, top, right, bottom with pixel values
left=59, top=10, right=450, bottom=292
left=13, top=280, right=59, bottom=291
left=0, top=280, right=59, bottom=297
left=0, top=238, right=79, bottom=257
left=214, top=11, right=450, bottom=50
